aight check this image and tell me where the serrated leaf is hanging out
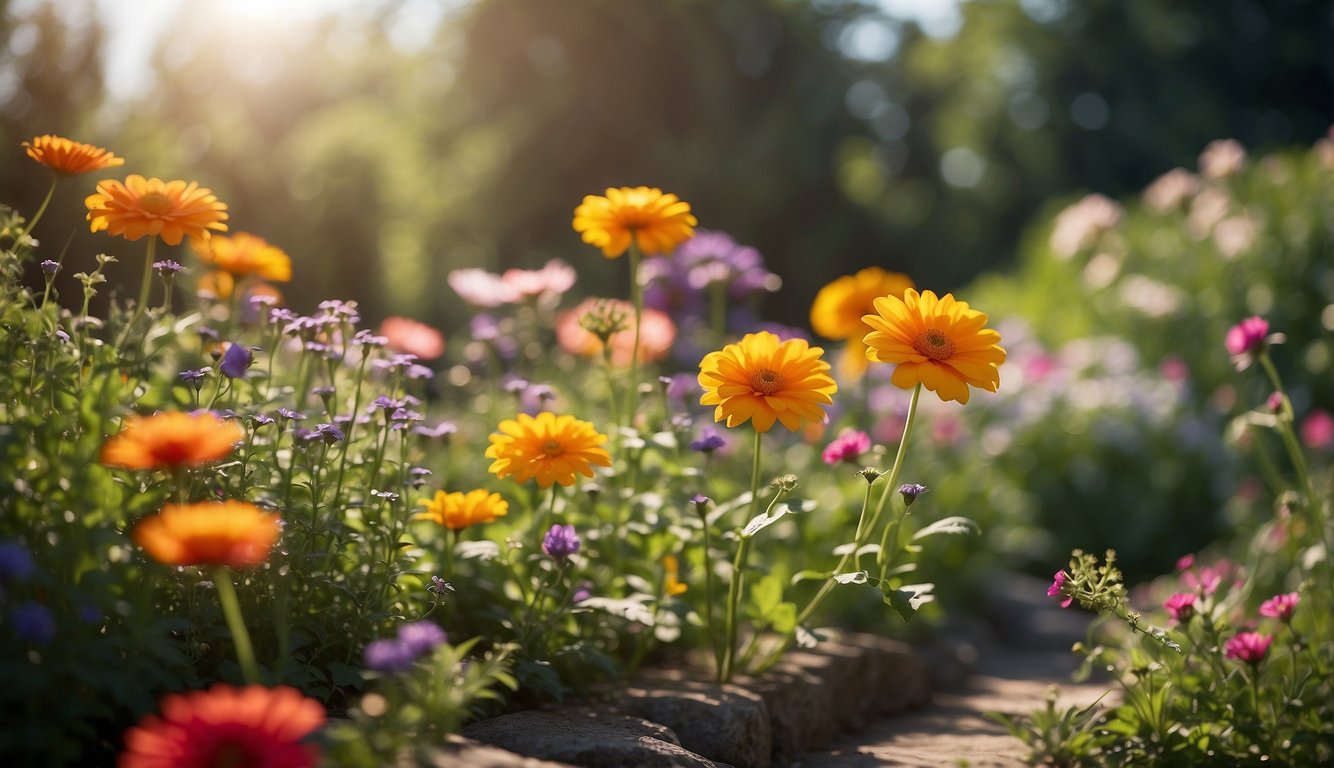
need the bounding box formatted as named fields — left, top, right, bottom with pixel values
left=913, top=516, right=980, bottom=540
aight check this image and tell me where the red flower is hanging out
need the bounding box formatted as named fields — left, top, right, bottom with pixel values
left=119, top=684, right=324, bottom=768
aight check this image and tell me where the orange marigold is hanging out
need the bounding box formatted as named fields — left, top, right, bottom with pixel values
left=810, top=267, right=915, bottom=379
left=23, top=134, right=124, bottom=175
left=572, top=186, right=697, bottom=258
left=698, top=331, right=838, bottom=433
left=86, top=174, right=229, bottom=246
left=119, top=684, right=324, bottom=768
left=191, top=232, right=292, bottom=282
left=100, top=411, right=243, bottom=470
left=133, top=501, right=280, bottom=568
left=414, top=489, right=509, bottom=531
left=486, top=412, right=612, bottom=488
left=862, top=288, right=1006, bottom=405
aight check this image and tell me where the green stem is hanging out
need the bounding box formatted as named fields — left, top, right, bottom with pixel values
left=213, top=567, right=261, bottom=685
left=114, top=237, right=157, bottom=352
left=1258, top=353, right=1330, bottom=569
left=626, top=238, right=644, bottom=429
left=720, top=428, right=763, bottom=682
left=24, top=177, right=57, bottom=239
left=698, top=506, right=721, bottom=678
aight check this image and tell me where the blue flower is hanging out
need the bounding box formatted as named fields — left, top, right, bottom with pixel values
left=9, top=602, right=55, bottom=645
left=0, top=541, right=36, bottom=584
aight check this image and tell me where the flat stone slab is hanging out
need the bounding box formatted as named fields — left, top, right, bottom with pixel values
left=428, top=735, right=578, bottom=767
left=619, top=680, right=771, bottom=768
left=462, top=707, right=729, bottom=768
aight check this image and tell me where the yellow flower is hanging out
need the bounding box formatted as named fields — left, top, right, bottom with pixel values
left=698, top=331, right=838, bottom=433
left=662, top=554, right=687, bottom=597
left=133, top=501, right=280, bottom=568
left=191, top=232, right=292, bottom=282
left=862, top=288, right=1006, bottom=405
left=414, top=489, right=509, bottom=531
left=572, top=186, right=697, bottom=258
left=486, top=412, right=612, bottom=488
left=86, top=174, right=229, bottom=246
left=810, top=267, right=914, bottom=379
left=22, top=134, right=124, bottom=175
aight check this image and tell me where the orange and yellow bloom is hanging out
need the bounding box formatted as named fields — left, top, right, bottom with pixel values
left=133, top=501, right=281, bottom=568
left=100, top=411, right=244, bottom=470
left=191, top=232, right=292, bottom=282
left=119, top=684, right=324, bottom=768
left=415, top=489, right=509, bottom=531
left=662, top=554, right=688, bottom=597
left=862, top=288, right=1006, bottom=405
left=698, top=331, right=838, bottom=433
left=86, top=174, right=229, bottom=246
left=23, top=134, right=124, bottom=175
left=486, top=412, right=612, bottom=488
left=810, top=267, right=914, bottom=379
left=572, top=186, right=697, bottom=258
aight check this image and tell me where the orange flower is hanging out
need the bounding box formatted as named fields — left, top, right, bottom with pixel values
left=86, top=174, right=229, bottom=246
left=191, top=232, right=291, bottom=282
left=133, top=501, right=280, bottom=568
left=662, top=554, right=687, bottom=597
left=862, top=288, right=1006, bottom=405
left=572, top=186, right=697, bottom=258
left=100, top=411, right=244, bottom=470
left=486, top=412, right=612, bottom=488
left=196, top=270, right=235, bottom=301
left=698, top=331, right=838, bottom=433
left=555, top=297, right=676, bottom=366
left=810, top=267, right=915, bottom=379
left=23, top=134, right=124, bottom=175
left=119, top=684, right=324, bottom=768
left=414, top=489, right=509, bottom=531
left=379, top=316, right=445, bottom=361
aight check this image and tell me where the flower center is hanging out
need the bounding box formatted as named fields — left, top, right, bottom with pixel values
left=749, top=368, right=784, bottom=396
left=138, top=191, right=174, bottom=217
left=541, top=440, right=563, bottom=457
left=913, top=329, right=956, bottom=361
left=209, top=741, right=252, bottom=768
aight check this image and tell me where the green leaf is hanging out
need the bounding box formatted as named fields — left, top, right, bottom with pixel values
left=883, top=582, right=936, bottom=622
left=790, top=569, right=829, bottom=584
left=833, top=570, right=869, bottom=585
left=751, top=572, right=784, bottom=615
left=912, top=516, right=981, bottom=540
left=741, top=502, right=794, bottom=537
left=770, top=602, right=798, bottom=634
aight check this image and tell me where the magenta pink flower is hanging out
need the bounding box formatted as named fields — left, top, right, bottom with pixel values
left=1047, top=570, right=1073, bottom=608
left=1181, top=560, right=1232, bottom=596
left=1224, top=631, right=1273, bottom=665
left=1175, top=553, right=1195, bottom=571
left=821, top=429, right=871, bottom=465
left=1300, top=409, right=1334, bottom=450
left=1258, top=591, right=1299, bottom=622
left=1164, top=593, right=1197, bottom=623
left=1225, top=316, right=1269, bottom=357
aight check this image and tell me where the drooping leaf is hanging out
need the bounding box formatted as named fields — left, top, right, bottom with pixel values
left=912, top=516, right=981, bottom=540
left=833, top=570, right=869, bottom=585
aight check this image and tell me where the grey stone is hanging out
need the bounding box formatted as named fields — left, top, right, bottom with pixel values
left=619, top=679, right=771, bottom=768
left=463, top=707, right=729, bottom=768
left=424, top=735, right=578, bottom=767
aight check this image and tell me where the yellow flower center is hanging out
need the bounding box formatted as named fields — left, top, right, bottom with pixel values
left=138, top=191, right=173, bottom=216
left=749, top=367, right=785, bottom=395
left=913, top=329, right=956, bottom=361
left=541, top=440, right=563, bottom=457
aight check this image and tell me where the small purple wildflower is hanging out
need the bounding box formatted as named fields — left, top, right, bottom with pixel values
left=251, top=414, right=275, bottom=427
left=542, top=524, right=581, bottom=560
left=689, top=427, right=727, bottom=454
left=363, top=638, right=416, bottom=673
left=0, top=541, right=36, bottom=584
left=397, top=621, right=448, bottom=656
left=9, top=602, right=55, bottom=645
left=313, top=423, right=345, bottom=443
left=428, top=575, right=453, bottom=595
left=152, top=259, right=184, bottom=275
left=898, top=483, right=929, bottom=507
left=40, top=260, right=60, bottom=276
left=310, top=386, right=336, bottom=401
left=179, top=368, right=210, bottom=387
left=414, top=421, right=458, bottom=439
left=219, top=343, right=255, bottom=379
left=573, top=580, right=594, bottom=603
left=196, top=325, right=221, bottom=342
left=277, top=408, right=306, bottom=421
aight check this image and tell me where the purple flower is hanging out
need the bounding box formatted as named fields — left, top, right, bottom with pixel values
left=405, top=364, right=433, bottom=380
left=1224, top=631, right=1273, bottom=665
left=310, top=386, right=336, bottom=400
left=363, top=638, right=416, bottom=673
left=178, top=368, right=210, bottom=387
left=542, top=524, right=581, bottom=560
left=898, top=483, right=929, bottom=507
left=503, top=378, right=530, bottom=395
left=573, top=580, right=594, bottom=603
left=152, top=259, right=184, bottom=275
left=196, top=325, right=221, bottom=342
left=1047, top=571, right=1073, bottom=608
left=689, top=427, right=727, bottom=454
left=9, top=602, right=55, bottom=645
left=219, top=343, right=255, bottom=379
left=277, top=408, right=306, bottom=421
left=313, top=423, right=345, bottom=443
left=1258, top=591, right=1299, bottom=622
left=397, top=621, right=447, bottom=655
left=822, top=429, right=871, bottom=465
left=352, top=329, right=388, bottom=347
left=371, top=396, right=402, bottom=411
left=428, top=575, right=453, bottom=595
left=665, top=373, right=699, bottom=402
left=1164, top=593, right=1197, bottom=623
left=0, top=541, right=36, bottom=584
left=251, top=414, right=275, bottom=427
left=39, top=260, right=60, bottom=276
left=414, top=421, right=458, bottom=439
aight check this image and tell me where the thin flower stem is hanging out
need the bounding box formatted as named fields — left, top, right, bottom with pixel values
left=1258, top=353, right=1330, bottom=563
left=626, top=238, right=644, bottom=428
left=24, top=177, right=57, bottom=239
left=114, top=237, right=158, bottom=352
left=213, top=566, right=262, bottom=685
left=698, top=505, right=722, bottom=678
left=720, top=428, right=763, bottom=682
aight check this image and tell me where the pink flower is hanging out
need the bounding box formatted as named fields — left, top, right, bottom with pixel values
left=448, top=268, right=518, bottom=307
left=1224, top=631, right=1273, bottom=665
left=1300, top=409, right=1334, bottom=450
left=821, top=429, right=871, bottom=465
left=1175, top=554, right=1195, bottom=572
left=1224, top=316, right=1268, bottom=357
left=379, top=316, right=445, bottom=361
left=1182, top=559, right=1233, bottom=596
left=501, top=259, right=577, bottom=299
left=1164, top=593, right=1197, bottom=624
left=1047, top=570, right=1073, bottom=608
left=1258, top=591, right=1299, bottom=622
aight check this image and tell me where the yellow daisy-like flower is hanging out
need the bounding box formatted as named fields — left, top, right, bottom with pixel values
left=698, top=331, right=838, bottom=433
left=486, top=412, right=613, bottom=489
left=22, top=134, right=124, bottom=175
left=414, top=489, right=509, bottom=531
left=191, top=232, right=292, bottom=282
left=810, top=267, right=915, bottom=379
left=572, top=186, right=697, bottom=258
left=862, top=288, right=1006, bottom=405
left=85, top=174, right=229, bottom=246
